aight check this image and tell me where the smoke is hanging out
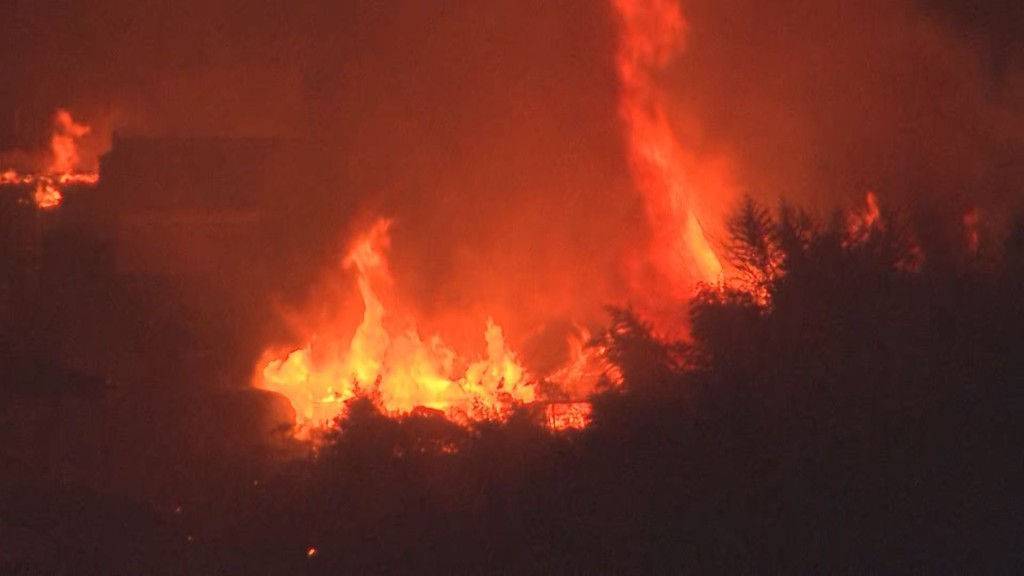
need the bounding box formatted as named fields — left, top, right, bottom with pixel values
left=665, top=0, right=1023, bottom=215
left=5, top=0, right=1021, bottom=354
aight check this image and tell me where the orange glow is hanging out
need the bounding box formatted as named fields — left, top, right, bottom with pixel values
left=0, top=109, right=99, bottom=210
left=256, top=219, right=536, bottom=433
left=50, top=109, right=92, bottom=175
left=33, top=181, right=62, bottom=211
left=1, top=169, right=35, bottom=186
left=546, top=326, right=621, bottom=397
left=544, top=402, right=593, bottom=431
left=848, top=190, right=882, bottom=242
left=845, top=191, right=924, bottom=271
left=613, top=0, right=730, bottom=301
left=963, top=206, right=980, bottom=255
left=253, top=1, right=736, bottom=434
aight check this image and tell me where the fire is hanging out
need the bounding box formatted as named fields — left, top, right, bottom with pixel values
left=613, top=0, right=729, bottom=299
left=32, top=181, right=62, bottom=210
left=847, top=190, right=883, bottom=242
left=255, top=0, right=738, bottom=434
left=50, top=109, right=92, bottom=175
left=0, top=108, right=99, bottom=210
left=546, top=326, right=622, bottom=397
left=257, top=219, right=536, bottom=432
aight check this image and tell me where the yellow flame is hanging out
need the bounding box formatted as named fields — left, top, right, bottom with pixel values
left=257, top=219, right=535, bottom=433
left=33, top=181, right=62, bottom=210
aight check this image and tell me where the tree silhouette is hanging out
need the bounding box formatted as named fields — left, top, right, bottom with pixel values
left=106, top=196, right=1024, bottom=575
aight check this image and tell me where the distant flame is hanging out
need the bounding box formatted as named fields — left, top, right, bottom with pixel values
left=847, top=190, right=882, bottom=242
left=50, top=109, right=92, bottom=175
left=0, top=108, right=99, bottom=210
left=546, top=325, right=621, bottom=397
left=33, top=181, right=62, bottom=211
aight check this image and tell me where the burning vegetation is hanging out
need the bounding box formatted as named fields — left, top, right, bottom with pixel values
left=1, top=0, right=1022, bottom=573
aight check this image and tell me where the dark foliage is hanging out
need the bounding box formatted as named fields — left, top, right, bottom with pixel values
left=724, top=196, right=783, bottom=297
left=5, top=200, right=1022, bottom=574
left=185, top=200, right=1022, bottom=575
left=589, top=305, right=687, bottom=388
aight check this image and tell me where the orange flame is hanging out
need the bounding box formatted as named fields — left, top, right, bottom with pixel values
left=49, top=109, right=92, bottom=175
left=613, top=0, right=728, bottom=299
left=257, top=219, right=536, bottom=433
left=847, top=190, right=882, bottom=242
left=253, top=2, right=741, bottom=433
left=546, top=325, right=621, bottom=397
left=32, top=181, right=62, bottom=211
left=1, top=109, right=99, bottom=211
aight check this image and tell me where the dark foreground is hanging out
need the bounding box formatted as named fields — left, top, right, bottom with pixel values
left=2, top=202, right=1022, bottom=574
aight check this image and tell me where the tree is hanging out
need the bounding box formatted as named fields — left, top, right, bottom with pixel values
left=725, top=196, right=783, bottom=301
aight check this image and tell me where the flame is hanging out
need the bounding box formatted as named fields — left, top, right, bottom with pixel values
left=49, top=109, right=92, bottom=175
left=613, top=0, right=728, bottom=299
left=33, top=181, right=62, bottom=211
left=847, top=190, right=883, bottom=242
left=257, top=219, right=536, bottom=433
left=254, top=2, right=743, bottom=434
left=845, top=191, right=924, bottom=271
left=1, top=109, right=99, bottom=210
left=546, top=326, right=622, bottom=396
